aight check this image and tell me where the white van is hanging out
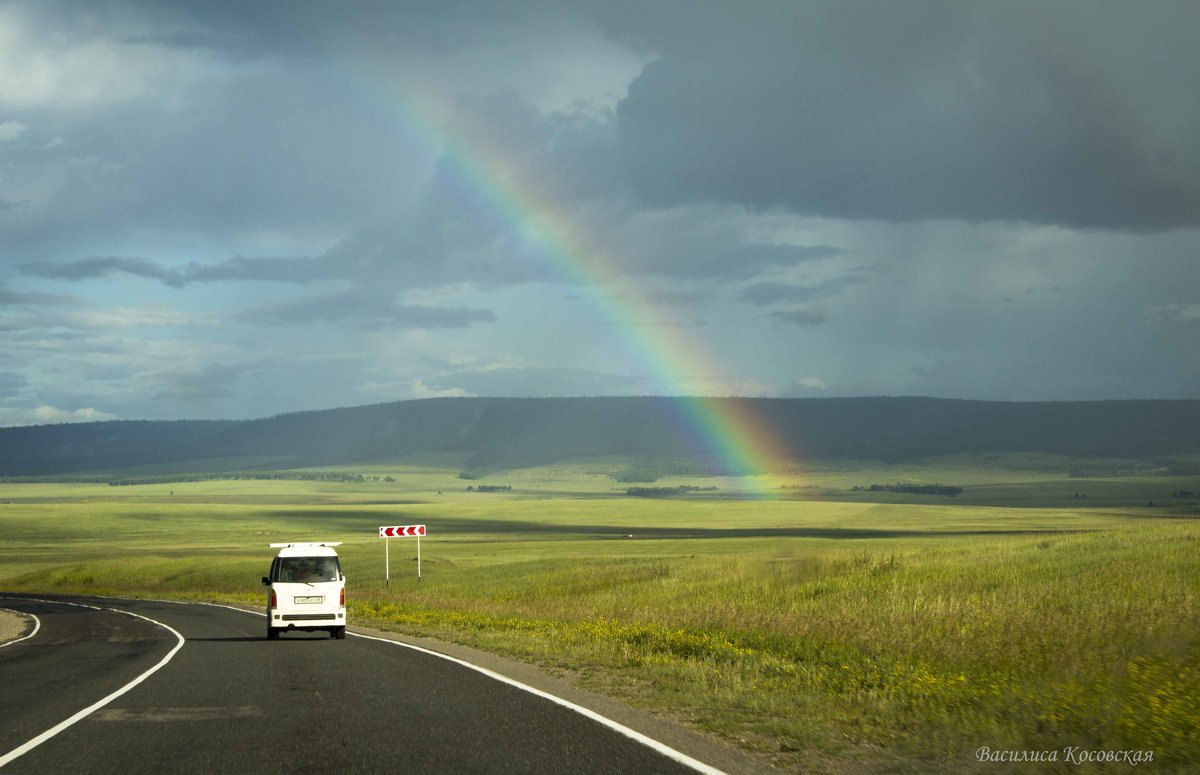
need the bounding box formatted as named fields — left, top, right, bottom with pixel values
left=262, top=542, right=346, bottom=640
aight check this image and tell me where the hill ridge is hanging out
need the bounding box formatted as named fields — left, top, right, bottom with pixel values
left=2, top=396, right=1199, bottom=476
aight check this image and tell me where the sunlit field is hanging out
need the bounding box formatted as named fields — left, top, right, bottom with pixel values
left=3, top=457, right=1198, bottom=772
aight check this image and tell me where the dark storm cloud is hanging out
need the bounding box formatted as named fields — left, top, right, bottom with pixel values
left=123, top=0, right=568, bottom=57
left=237, top=289, right=496, bottom=329
left=597, top=0, right=1200, bottom=231
left=425, top=90, right=853, bottom=282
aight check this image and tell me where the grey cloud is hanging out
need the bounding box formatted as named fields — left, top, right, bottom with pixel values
left=21, top=256, right=183, bottom=285
left=299, top=203, right=840, bottom=291
left=238, top=290, right=496, bottom=329
left=21, top=255, right=331, bottom=287
left=149, top=361, right=251, bottom=402
left=0, top=66, right=431, bottom=253
left=184, top=256, right=332, bottom=284
left=0, top=283, right=76, bottom=307
left=427, top=366, right=639, bottom=397
left=1147, top=303, right=1200, bottom=324
left=741, top=275, right=868, bottom=306
left=0, top=372, right=29, bottom=399
left=645, top=289, right=708, bottom=307
left=769, top=309, right=828, bottom=327
left=2, top=0, right=1196, bottom=418
left=610, top=210, right=846, bottom=280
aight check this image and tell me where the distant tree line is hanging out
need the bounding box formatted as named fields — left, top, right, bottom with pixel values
left=0, top=476, right=113, bottom=484
left=626, top=485, right=719, bottom=498
left=2, top=471, right=397, bottom=486
left=1067, top=459, right=1200, bottom=478
left=466, top=484, right=512, bottom=492
left=854, top=483, right=964, bottom=496
left=106, top=471, right=391, bottom=486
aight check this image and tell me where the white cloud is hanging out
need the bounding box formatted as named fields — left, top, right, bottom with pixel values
left=70, top=304, right=221, bottom=330
left=409, top=380, right=472, bottom=399
left=0, top=404, right=120, bottom=426
left=0, top=120, right=27, bottom=141
left=1150, top=303, right=1200, bottom=322
left=0, top=5, right=234, bottom=109
left=797, top=377, right=829, bottom=391
left=34, top=404, right=116, bottom=423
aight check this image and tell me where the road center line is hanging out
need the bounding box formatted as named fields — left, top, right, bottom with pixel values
left=0, top=598, right=186, bottom=770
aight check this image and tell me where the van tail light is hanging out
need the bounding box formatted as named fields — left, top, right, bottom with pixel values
left=270, top=589, right=277, bottom=608
left=340, top=588, right=345, bottom=607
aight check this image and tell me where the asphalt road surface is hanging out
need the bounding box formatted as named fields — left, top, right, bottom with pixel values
left=0, top=594, right=727, bottom=774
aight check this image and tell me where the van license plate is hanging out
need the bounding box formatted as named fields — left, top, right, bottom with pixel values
left=294, top=596, right=324, bottom=604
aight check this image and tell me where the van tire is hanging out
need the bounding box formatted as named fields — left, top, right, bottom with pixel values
left=332, top=627, right=346, bottom=640
left=267, top=627, right=279, bottom=640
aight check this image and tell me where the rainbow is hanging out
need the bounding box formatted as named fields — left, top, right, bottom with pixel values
left=357, top=82, right=797, bottom=491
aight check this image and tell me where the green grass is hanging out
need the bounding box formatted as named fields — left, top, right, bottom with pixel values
left=3, top=458, right=1199, bottom=772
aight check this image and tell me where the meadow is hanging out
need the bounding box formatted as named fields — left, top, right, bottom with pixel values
left=2, top=454, right=1198, bottom=773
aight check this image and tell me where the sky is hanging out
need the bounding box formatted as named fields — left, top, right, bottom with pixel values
left=1, top=0, right=1198, bottom=426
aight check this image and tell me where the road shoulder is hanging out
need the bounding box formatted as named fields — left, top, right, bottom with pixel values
left=0, top=608, right=32, bottom=644
left=344, top=620, right=778, bottom=774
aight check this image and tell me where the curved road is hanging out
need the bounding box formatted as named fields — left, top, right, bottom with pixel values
left=0, top=594, right=733, bottom=774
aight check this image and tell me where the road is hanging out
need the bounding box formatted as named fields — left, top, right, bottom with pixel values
left=0, top=594, right=730, bottom=774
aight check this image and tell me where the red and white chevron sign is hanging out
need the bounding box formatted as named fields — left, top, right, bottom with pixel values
left=379, top=524, right=426, bottom=538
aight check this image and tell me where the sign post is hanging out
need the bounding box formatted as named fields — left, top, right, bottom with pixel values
left=379, top=524, right=427, bottom=582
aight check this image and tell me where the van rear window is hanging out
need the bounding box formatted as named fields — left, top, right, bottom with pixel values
left=274, top=556, right=339, bottom=583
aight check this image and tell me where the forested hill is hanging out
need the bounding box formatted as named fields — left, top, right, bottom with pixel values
left=2, top=396, right=1199, bottom=476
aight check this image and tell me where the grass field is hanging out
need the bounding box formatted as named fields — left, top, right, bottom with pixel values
left=3, top=455, right=1199, bottom=772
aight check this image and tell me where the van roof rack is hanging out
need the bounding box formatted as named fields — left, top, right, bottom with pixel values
left=268, top=542, right=343, bottom=548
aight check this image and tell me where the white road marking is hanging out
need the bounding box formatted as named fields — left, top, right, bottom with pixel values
left=187, top=599, right=727, bottom=775
left=4, top=595, right=726, bottom=774
left=347, top=629, right=728, bottom=775
left=0, top=598, right=186, bottom=770
left=0, top=607, right=41, bottom=649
